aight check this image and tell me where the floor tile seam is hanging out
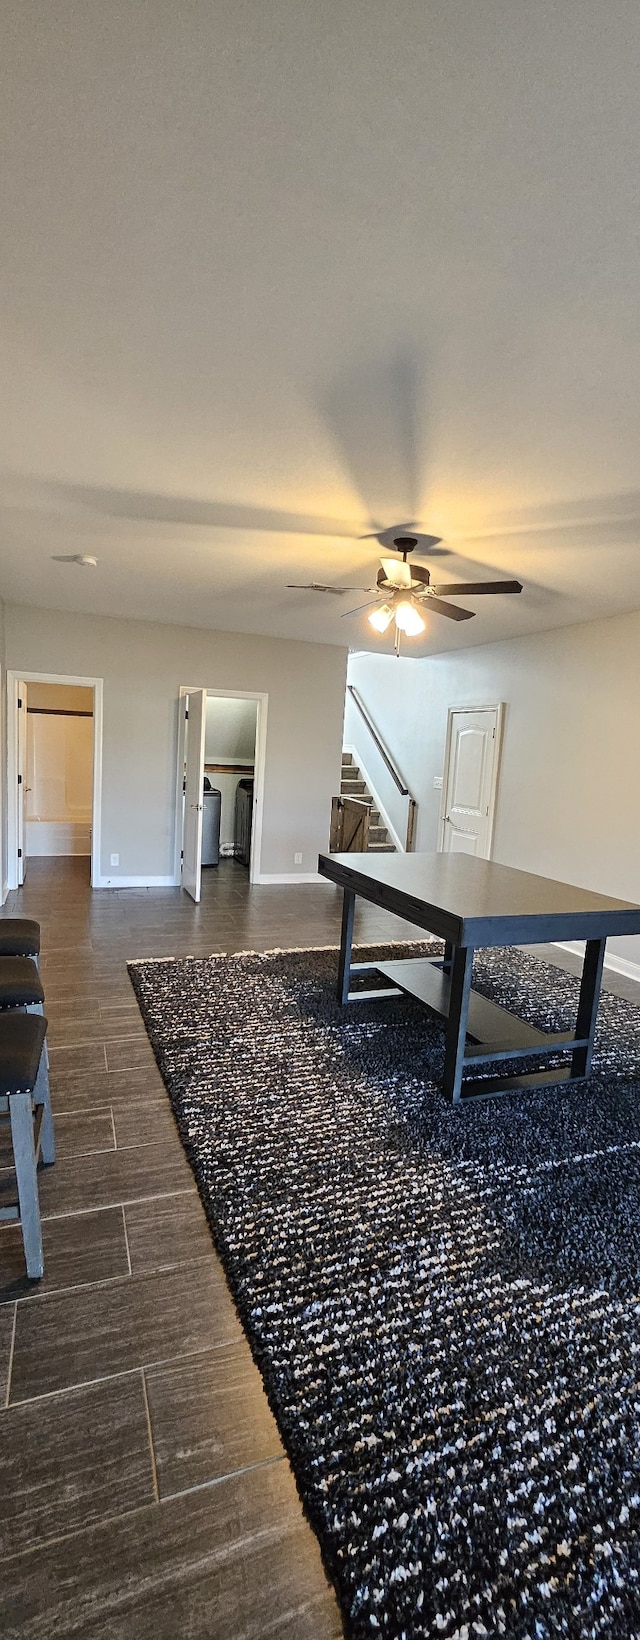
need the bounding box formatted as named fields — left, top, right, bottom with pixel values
left=140, top=1366, right=160, bottom=1504
left=11, top=1246, right=214, bottom=1306
left=24, top=1133, right=181, bottom=1164
left=36, top=1184, right=197, bottom=1224
left=3, top=1302, right=17, bottom=1408
left=9, top=1338, right=244, bottom=1409
left=157, top=1453, right=287, bottom=1507
left=121, top=1205, right=133, bottom=1276
left=51, top=1099, right=167, bottom=1118
left=48, top=1031, right=147, bottom=1050
left=0, top=1457, right=293, bottom=1571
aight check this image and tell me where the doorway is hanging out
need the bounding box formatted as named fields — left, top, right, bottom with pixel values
left=177, top=687, right=267, bottom=902
left=7, top=671, right=103, bottom=890
left=439, top=704, right=504, bottom=857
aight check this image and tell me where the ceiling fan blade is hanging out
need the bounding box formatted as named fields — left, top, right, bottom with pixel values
left=286, top=584, right=374, bottom=594
left=340, top=600, right=379, bottom=618
left=426, top=596, right=475, bottom=622
left=429, top=580, right=523, bottom=596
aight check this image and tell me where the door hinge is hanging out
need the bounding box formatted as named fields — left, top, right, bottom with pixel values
left=180, top=850, right=184, bottom=861
left=185, top=709, right=189, bottom=720
left=492, top=726, right=496, bottom=737
left=18, top=697, right=22, bottom=709
left=18, top=848, right=22, bottom=859
left=17, top=774, right=22, bottom=785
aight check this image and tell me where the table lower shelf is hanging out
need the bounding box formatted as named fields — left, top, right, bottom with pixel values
left=372, top=957, right=588, bottom=1068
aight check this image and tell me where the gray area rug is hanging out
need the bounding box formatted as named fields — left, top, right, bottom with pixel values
left=128, top=943, right=640, bottom=1640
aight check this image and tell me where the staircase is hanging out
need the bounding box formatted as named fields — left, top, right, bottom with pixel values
left=340, top=753, right=395, bottom=852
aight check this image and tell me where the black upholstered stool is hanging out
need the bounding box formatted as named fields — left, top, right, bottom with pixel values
left=0, top=957, right=45, bottom=1011
left=0, top=919, right=41, bottom=960
left=0, top=1014, right=51, bottom=1279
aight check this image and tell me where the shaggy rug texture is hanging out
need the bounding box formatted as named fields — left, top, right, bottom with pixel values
left=128, top=943, right=640, bottom=1640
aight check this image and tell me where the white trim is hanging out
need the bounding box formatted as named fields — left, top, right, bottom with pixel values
left=438, top=701, right=505, bottom=856
left=253, top=872, right=328, bottom=885
left=555, top=940, right=640, bottom=985
left=342, top=743, right=404, bottom=852
left=175, top=685, right=267, bottom=894
left=6, top=670, right=104, bottom=891
left=1, top=882, right=8, bottom=906
left=94, top=874, right=181, bottom=889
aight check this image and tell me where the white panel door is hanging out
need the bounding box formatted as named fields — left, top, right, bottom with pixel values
left=441, top=707, right=502, bottom=857
left=181, top=689, right=207, bottom=901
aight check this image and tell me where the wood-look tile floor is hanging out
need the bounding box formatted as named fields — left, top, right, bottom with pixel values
left=1, top=858, right=639, bottom=1638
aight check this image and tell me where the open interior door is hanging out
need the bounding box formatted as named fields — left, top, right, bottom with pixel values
left=181, top=689, right=207, bottom=901
left=17, top=682, right=28, bottom=885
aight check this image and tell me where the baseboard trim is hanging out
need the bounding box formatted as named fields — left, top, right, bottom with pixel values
left=253, top=872, right=328, bottom=885
left=93, top=874, right=181, bottom=890
left=555, top=940, right=640, bottom=985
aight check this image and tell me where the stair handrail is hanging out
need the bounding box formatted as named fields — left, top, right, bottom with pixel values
left=346, top=684, right=417, bottom=850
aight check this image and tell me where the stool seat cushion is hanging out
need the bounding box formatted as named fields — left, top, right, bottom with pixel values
left=0, top=1015, right=47, bottom=1095
left=0, top=957, right=44, bottom=1008
left=0, top=919, right=41, bottom=958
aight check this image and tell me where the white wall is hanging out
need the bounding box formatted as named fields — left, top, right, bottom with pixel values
left=204, top=695, right=258, bottom=853
left=346, top=607, right=640, bottom=967
left=5, top=605, right=347, bottom=883
left=205, top=695, right=257, bottom=763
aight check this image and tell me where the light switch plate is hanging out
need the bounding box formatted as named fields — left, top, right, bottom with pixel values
left=433, top=776, right=443, bottom=790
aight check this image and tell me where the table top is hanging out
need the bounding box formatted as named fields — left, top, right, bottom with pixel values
left=318, top=851, right=640, bottom=946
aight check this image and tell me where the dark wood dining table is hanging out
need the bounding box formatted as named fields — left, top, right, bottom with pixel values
left=318, top=851, right=640, bottom=1103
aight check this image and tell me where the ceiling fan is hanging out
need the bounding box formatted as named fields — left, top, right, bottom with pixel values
left=341, top=533, right=522, bottom=654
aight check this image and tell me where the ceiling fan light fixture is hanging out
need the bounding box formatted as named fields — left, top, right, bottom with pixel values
left=380, top=557, right=412, bottom=589
left=394, top=599, right=426, bottom=636
left=368, top=602, right=394, bottom=633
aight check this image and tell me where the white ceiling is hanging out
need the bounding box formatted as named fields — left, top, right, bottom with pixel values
left=1, top=0, right=640, bottom=658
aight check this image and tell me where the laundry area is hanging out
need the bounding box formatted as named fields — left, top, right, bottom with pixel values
left=179, top=688, right=263, bottom=901
left=202, top=695, right=257, bottom=869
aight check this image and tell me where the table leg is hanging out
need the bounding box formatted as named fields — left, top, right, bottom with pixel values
left=336, top=888, right=356, bottom=1006
left=443, top=945, right=474, bottom=1104
left=442, top=941, right=453, bottom=974
left=571, top=937, right=606, bottom=1078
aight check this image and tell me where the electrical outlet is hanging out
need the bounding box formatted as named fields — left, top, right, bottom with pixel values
left=294, top=852, right=303, bottom=864
left=433, top=776, right=443, bottom=790
left=110, top=852, right=119, bottom=867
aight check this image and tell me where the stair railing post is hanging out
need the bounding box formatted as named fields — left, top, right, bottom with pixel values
left=405, top=797, right=417, bottom=853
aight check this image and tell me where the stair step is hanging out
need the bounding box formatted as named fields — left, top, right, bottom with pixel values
left=339, top=748, right=396, bottom=852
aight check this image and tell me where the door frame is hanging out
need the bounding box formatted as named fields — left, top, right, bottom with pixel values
left=174, top=685, right=268, bottom=888
left=438, top=702, right=505, bottom=856
left=6, top=670, right=104, bottom=891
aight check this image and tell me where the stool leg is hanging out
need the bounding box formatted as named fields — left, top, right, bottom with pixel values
left=9, top=1091, right=44, bottom=1279
left=33, top=1045, right=55, bottom=1165
left=27, top=1001, right=49, bottom=1070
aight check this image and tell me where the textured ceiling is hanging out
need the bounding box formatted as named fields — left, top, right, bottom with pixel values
left=1, top=0, right=639, bottom=657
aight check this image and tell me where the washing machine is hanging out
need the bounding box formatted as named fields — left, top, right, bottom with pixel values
left=201, top=786, right=222, bottom=867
